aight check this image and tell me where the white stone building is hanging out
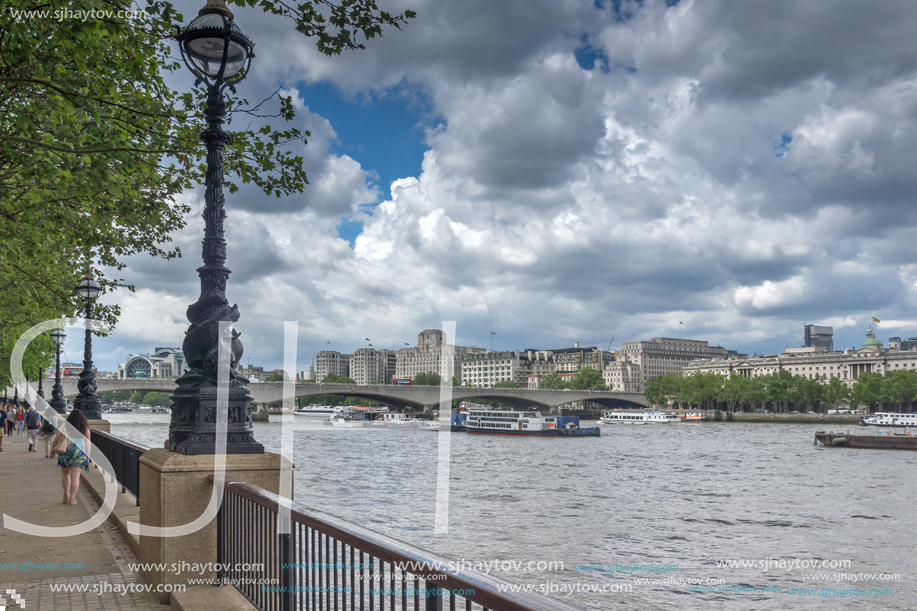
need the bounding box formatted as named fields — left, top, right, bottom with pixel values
left=682, top=327, right=917, bottom=387
left=619, top=337, right=733, bottom=392
left=349, top=348, right=393, bottom=385
left=395, top=329, right=484, bottom=381
left=461, top=350, right=527, bottom=388
left=315, top=350, right=351, bottom=381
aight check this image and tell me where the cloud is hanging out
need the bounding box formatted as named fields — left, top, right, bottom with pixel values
left=92, top=0, right=917, bottom=371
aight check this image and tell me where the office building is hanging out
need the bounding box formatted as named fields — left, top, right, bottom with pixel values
left=804, top=324, right=834, bottom=352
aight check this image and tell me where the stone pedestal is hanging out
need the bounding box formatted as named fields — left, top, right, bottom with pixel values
left=138, top=449, right=291, bottom=603
left=88, top=419, right=110, bottom=433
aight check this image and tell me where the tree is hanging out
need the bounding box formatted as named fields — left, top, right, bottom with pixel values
left=141, top=392, right=172, bottom=407
left=265, top=371, right=286, bottom=383
left=130, top=391, right=145, bottom=404
left=111, top=390, right=133, bottom=403
left=883, top=370, right=917, bottom=412
left=412, top=372, right=459, bottom=386
left=568, top=367, right=608, bottom=391
left=740, top=376, right=767, bottom=413
left=0, top=0, right=414, bottom=388
left=493, top=380, right=520, bottom=389
left=717, top=375, right=749, bottom=413
left=823, top=376, right=850, bottom=411
left=322, top=373, right=355, bottom=384
left=852, top=372, right=883, bottom=413
left=539, top=374, right=568, bottom=390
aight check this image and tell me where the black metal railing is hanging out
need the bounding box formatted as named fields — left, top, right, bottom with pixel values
left=90, top=428, right=150, bottom=506
left=213, top=479, right=585, bottom=611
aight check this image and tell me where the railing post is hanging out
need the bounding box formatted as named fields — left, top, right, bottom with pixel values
left=424, top=582, right=443, bottom=611
left=215, top=485, right=226, bottom=587
left=280, top=525, right=295, bottom=611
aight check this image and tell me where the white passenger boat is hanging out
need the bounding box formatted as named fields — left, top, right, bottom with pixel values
left=324, top=406, right=388, bottom=428
left=296, top=404, right=344, bottom=415
left=599, top=409, right=681, bottom=424
left=464, top=408, right=600, bottom=436
left=680, top=411, right=706, bottom=422
left=861, top=412, right=917, bottom=428
left=371, top=412, right=425, bottom=430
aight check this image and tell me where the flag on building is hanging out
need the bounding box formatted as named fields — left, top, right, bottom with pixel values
left=873, top=317, right=881, bottom=323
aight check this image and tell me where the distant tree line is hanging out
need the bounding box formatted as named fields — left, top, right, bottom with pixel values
left=644, top=369, right=917, bottom=413
left=99, top=390, right=172, bottom=407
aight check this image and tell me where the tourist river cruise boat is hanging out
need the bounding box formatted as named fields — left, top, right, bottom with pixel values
left=860, top=412, right=917, bottom=428
left=324, top=406, right=388, bottom=428
left=464, top=408, right=600, bottom=436
left=371, top=413, right=425, bottom=430
left=599, top=409, right=681, bottom=424
left=296, top=404, right=346, bottom=415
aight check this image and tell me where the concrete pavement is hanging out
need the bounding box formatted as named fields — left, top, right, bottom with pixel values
left=0, top=433, right=160, bottom=610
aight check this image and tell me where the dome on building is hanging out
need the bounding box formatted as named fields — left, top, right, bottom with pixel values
left=862, top=327, right=882, bottom=351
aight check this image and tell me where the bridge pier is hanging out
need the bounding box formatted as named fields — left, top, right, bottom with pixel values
left=251, top=402, right=270, bottom=422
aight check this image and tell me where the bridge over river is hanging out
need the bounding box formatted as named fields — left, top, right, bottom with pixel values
left=27, top=379, right=649, bottom=411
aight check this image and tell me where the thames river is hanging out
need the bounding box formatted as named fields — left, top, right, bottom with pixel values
left=106, top=414, right=916, bottom=610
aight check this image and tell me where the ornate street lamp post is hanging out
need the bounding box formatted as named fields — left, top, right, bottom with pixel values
left=74, top=275, right=102, bottom=420
left=170, top=0, right=261, bottom=454
left=49, top=328, right=68, bottom=414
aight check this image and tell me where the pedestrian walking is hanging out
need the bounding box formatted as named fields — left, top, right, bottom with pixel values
left=40, top=413, right=56, bottom=458
left=26, top=404, right=42, bottom=452
left=50, top=409, right=91, bottom=505
left=16, top=407, right=25, bottom=436
left=0, top=403, right=6, bottom=452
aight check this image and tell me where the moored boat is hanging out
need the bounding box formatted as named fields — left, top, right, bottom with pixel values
left=599, top=409, right=680, bottom=424
left=324, top=406, right=388, bottom=428
left=860, top=412, right=917, bottom=428
left=464, top=408, right=600, bottom=436
left=296, top=404, right=345, bottom=415
left=815, top=430, right=917, bottom=450
left=372, top=412, right=425, bottom=430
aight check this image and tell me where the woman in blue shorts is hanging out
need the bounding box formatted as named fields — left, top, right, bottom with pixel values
left=50, top=409, right=91, bottom=505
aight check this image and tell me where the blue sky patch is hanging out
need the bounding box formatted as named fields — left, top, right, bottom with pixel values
left=774, top=131, right=792, bottom=157
left=297, top=81, right=434, bottom=192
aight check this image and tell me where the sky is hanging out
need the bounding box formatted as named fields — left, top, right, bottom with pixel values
left=67, top=0, right=917, bottom=372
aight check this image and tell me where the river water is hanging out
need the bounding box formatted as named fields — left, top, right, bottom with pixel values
left=105, top=414, right=916, bottom=610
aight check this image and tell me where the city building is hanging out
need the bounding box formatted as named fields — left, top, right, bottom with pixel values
left=349, top=348, right=393, bottom=385
left=683, top=327, right=917, bottom=387
left=395, top=329, right=484, bottom=381
left=461, top=350, right=528, bottom=388
left=804, top=324, right=834, bottom=352
left=888, top=336, right=917, bottom=351
left=315, top=350, right=351, bottom=381
left=118, top=348, right=188, bottom=379
left=550, top=343, right=614, bottom=374
left=602, top=359, right=642, bottom=392
left=618, top=337, right=733, bottom=392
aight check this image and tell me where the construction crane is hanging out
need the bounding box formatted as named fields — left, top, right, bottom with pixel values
left=607, top=337, right=614, bottom=352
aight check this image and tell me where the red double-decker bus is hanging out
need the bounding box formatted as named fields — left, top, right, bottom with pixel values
left=61, top=363, right=96, bottom=377
left=391, top=378, right=412, bottom=386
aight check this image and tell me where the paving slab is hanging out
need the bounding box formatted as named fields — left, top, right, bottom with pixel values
left=0, top=433, right=161, bottom=609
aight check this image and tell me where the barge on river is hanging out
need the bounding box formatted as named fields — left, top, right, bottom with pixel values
left=465, top=408, right=600, bottom=436
left=815, top=430, right=917, bottom=450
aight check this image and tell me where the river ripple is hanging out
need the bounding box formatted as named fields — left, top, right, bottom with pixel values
left=106, top=414, right=916, bottom=610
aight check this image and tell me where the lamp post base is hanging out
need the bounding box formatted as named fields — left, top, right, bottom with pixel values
left=167, top=385, right=264, bottom=455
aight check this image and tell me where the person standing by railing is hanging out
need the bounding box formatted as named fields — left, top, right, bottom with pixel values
left=25, top=404, right=42, bottom=452
left=50, top=409, right=91, bottom=505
